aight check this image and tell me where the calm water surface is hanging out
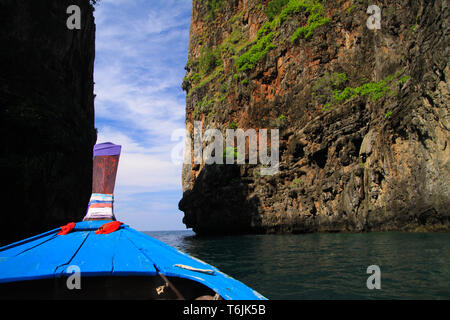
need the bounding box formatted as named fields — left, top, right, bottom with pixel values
left=145, top=231, right=449, bottom=300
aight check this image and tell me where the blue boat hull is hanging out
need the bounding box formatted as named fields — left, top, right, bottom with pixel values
left=0, top=221, right=266, bottom=300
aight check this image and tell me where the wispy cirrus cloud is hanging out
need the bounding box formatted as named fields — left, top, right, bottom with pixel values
left=93, top=0, right=191, bottom=230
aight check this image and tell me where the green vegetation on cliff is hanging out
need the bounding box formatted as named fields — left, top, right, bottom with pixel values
left=313, top=71, right=408, bottom=111
left=292, top=178, right=303, bottom=188
left=184, top=0, right=330, bottom=95
left=290, top=0, right=330, bottom=42
left=236, top=32, right=277, bottom=72
left=264, top=0, right=290, bottom=20
left=193, top=91, right=227, bottom=120
left=181, top=0, right=450, bottom=236
left=199, top=46, right=222, bottom=76
left=236, top=0, right=329, bottom=72
left=183, top=45, right=224, bottom=96
left=201, top=0, right=224, bottom=20
left=332, top=73, right=399, bottom=104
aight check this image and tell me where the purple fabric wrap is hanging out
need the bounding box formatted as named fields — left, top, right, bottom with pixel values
left=94, top=142, right=122, bottom=157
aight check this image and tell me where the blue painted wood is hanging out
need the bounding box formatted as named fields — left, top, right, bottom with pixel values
left=0, top=221, right=266, bottom=300
left=0, top=229, right=89, bottom=283
left=0, top=229, right=59, bottom=258
left=111, top=230, right=157, bottom=276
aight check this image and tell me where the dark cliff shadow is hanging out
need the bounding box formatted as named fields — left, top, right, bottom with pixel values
left=179, top=164, right=261, bottom=235
left=0, top=0, right=96, bottom=245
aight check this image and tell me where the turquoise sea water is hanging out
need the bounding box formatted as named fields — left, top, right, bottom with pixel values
left=145, top=231, right=449, bottom=300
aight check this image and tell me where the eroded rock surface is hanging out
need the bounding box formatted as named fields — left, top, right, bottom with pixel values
left=179, top=0, right=449, bottom=234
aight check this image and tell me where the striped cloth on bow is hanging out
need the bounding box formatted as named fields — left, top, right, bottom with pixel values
left=84, top=193, right=115, bottom=220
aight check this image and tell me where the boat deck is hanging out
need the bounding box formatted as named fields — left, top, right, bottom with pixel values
left=0, top=221, right=266, bottom=300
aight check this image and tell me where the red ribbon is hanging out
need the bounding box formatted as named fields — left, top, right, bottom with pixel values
left=95, top=221, right=123, bottom=234
left=58, top=222, right=76, bottom=235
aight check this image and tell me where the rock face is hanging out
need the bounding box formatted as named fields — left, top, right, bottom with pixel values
left=179, top=0, right=449, bottom=234
left=0, top=0, right=97, bottom=245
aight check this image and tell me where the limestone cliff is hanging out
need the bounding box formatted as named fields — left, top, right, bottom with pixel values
left=179, top=0, right=449, bottom=234
left=0, top=0, right=97, bottom=245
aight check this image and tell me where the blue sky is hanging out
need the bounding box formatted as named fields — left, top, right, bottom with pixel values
left=93, top=0, right=192, bottom=231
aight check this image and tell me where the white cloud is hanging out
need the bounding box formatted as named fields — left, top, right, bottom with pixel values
left=92, top=1, right=192, bottom=230
left=97, top=127, right=182, bottom=192
left=145, top=7, right=191, bottom=34
left=117, top=152, right=180, bottom=191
